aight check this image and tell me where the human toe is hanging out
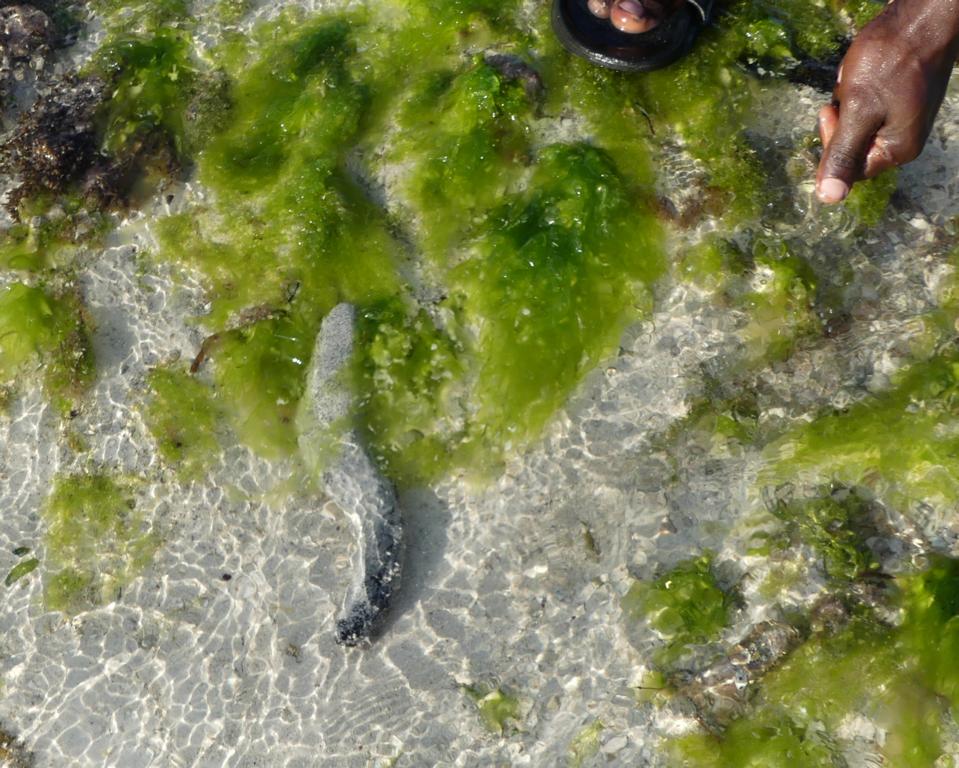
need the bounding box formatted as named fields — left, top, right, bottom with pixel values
left=588, top=0, right=612, bottom=19
left=610, top=0, right=658, bottom=33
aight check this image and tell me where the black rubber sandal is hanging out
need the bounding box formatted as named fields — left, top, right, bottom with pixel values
left=552, top=0, right=714, bottom=73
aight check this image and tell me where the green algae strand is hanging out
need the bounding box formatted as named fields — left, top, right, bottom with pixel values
left=0, top=197, right=108, bottom=273
left=764, top=488, right=878, bottom=584
left=4, top=558, right=39, bottom=587
left=451, top=143, right=663, bottom=461
left=389, top=57, right=535, bottom=257
left=91, top=30, right=196, bottom=160
left=211, top=314, right=316, bottom=459
left=158, top=12, right=665, bottom=481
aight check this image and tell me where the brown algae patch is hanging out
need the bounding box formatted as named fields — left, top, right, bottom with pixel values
left=41, top=474, right=157, bottom=614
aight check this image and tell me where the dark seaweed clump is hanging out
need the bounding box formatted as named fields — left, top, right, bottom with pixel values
left=0, top=75, right=105, bottom=214
left=2, top=26, right=222, bottom=217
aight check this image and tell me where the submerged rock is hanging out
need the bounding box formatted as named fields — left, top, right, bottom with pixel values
left=298, top=303, right=404, bottom=647
left=675, top=619, right=805, bottom=731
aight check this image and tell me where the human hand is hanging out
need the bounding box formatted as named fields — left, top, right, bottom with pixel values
left=817, top=0, right=959, bottom=203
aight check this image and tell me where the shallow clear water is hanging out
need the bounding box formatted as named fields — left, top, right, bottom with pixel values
left=3, top=1, right=959, bottom=766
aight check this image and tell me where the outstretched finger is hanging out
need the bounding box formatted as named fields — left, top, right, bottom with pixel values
left=816, top=93, right=884, bottom=203
left=818, top=104, right=838, bottom=149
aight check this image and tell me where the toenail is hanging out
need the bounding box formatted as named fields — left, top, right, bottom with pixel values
left=616, top=0, right=648, bottom=18
left=588, top=0, right=611, bottom=17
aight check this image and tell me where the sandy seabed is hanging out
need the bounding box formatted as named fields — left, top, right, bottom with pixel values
left=4, top=1, right=959, bottom=765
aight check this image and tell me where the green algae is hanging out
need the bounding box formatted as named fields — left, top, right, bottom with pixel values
left=765, top=351, right=959, bottom=512
left=88, top=0, right=191, bottom=36
left=762, top=488, right=878, bottom=584
left=152, top=11, right=665, bottom=478
left=622, top=554, right=734, bottom=666
left=901, top=556, right=959, bottom=717
left=450, top=143, right=663, bottom=462
left=569, top=721, right=604, bottom=767
left=756, top=560, right=804, bottom=601
left=4, top=558, right=39, bottom=587
left=665, top=384, right=762, bottom=464
left=353, top=0, right=524, bottom=84
left=0, top=197, right=109, bottom=273
left=42, top=474, right=157, bottom=614
left=214, top=0, right=253, bottom=26
left=143, top=366, right=221, bottom=479
left=463, top=685, right=522, bottom=735
left=158, top=15, right=400, bottom=330
left=673, top=556, right=959, bottom=768
left=353, top=299, right=464, bottom=480
left=389, top=57, right=535, bottom=257
left=155, top=16, right=404, bottom=459
left=211, top=313, right=316, bottom=459
left=0, top=0, right=875, bottom=486
left=678, top=237, right=751, bottom=294
left=91, top=31, right=196, bottom=160
left=0, top=283, right=94, bottom=414
left=356, top=143, right=663, bottom=480
left=738, top=238, right=819, bottom=363
left=678, top=234, right=821, bottom=366
left=841, top=169, right=897, bottom=229
left=838, top=0, right=887, bottom=29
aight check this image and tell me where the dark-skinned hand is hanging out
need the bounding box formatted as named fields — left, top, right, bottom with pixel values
left=817, top=0, right=959, bottom=203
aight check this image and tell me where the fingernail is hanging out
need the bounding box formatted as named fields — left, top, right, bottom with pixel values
left=617, top=0, right=647, bottom=19
left=817, top=177, right=849, bottom=204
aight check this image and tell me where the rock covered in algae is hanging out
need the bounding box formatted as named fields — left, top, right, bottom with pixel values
left=298, top=303, right=403, bottom=647
left=0, top=75, right=105, bottom=214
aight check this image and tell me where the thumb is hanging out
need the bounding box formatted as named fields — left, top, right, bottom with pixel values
left=816, top=95, right=883, bottom=204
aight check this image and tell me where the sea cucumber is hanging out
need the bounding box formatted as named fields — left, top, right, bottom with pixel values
left=298, top=303, right=404, bottom=647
